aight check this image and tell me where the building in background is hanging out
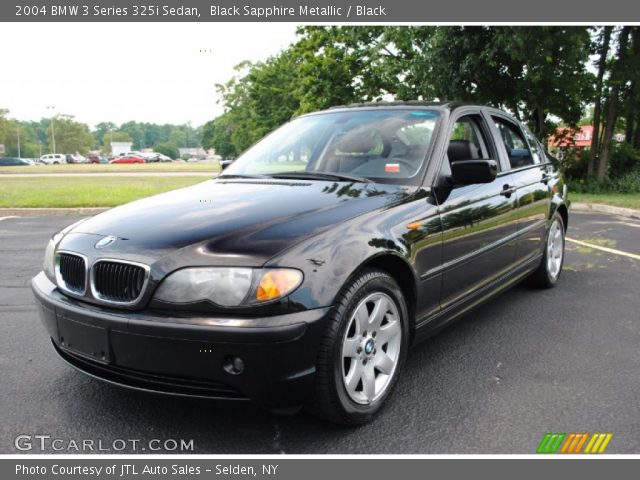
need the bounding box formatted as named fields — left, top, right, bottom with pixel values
left=178, top=147, right=208, bottom=160
left=548, top=125, right=593, bottom=151
left=110, top=141, right=133, bottom=156
left=548, top=125, right=625, bottom=153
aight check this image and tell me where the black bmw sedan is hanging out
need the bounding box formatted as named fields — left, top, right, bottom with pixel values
left=32, top=102, right=569, bottom=425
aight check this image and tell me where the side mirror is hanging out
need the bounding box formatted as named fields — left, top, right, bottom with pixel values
left=450, top=159, right=498, bottom=184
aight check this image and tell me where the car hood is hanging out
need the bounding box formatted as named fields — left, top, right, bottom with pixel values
left=62, top=178, right=414, bottom=266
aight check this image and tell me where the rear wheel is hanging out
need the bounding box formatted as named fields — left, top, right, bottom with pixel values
left=306, top=269, right=409, bottom=425
left=530, top=213, right=565, bottom=288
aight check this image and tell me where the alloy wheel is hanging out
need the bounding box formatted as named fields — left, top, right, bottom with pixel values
left=546, top=218, right=564, bottom=281
left=340, top=292, right=402, bottom=405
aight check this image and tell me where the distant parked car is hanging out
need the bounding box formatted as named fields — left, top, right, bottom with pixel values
left=86, top=154, right=108, bottom=164
left=40, top=154, right=67, bottom=165
left=66, top=154, right=87, bottom=164
left=121, top=151, right=158, bottom=162
left=0, top=157, right=33, bottom=166
left=110, top=155, right=145, bottom=164
left=156, top=154, right=173, bottom=162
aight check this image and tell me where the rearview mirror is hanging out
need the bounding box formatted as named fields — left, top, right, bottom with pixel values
left=450, top=159, right=498, bottom=184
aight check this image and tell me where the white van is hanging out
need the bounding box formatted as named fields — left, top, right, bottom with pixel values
left=39, top=154, right=67, bottom=165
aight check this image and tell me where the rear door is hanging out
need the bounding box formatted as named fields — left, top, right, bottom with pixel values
left=489, top=114, right=550, bottom=265
left=436, top=110, right=518, bottom=310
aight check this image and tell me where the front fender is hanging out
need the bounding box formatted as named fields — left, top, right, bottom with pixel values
left=266, top=202, right=426, bottom=310
left=548, top=170, right=570, bottom=227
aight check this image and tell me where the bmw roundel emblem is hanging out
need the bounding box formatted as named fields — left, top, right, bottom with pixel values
left=95, top=235, right=117, bottom=249
left=364, top=339, right=374, bottom=355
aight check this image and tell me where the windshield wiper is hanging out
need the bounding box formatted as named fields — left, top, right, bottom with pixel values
left=268, top=171, right=371, bottom=183
left=217, top=174, right=270, bottom=180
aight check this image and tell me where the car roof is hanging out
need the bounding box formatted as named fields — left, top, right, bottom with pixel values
left=305, top=100, right=492, bottom=116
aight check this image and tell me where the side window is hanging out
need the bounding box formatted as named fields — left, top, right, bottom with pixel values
left=523, top=127, right=543, bottom=164
left=447, top=114, right=494, bottom=165
left=492, top=117, right=534, bottom=169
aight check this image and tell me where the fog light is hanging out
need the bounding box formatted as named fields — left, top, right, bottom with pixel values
left=223, top=356, right=244, bottom=375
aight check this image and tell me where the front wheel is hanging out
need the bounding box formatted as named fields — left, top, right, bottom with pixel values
left=306, top=269, right=409, bottom=425
left=529, top=213, right=565, bottom=288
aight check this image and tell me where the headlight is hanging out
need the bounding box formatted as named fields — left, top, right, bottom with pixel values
left=43, top=233, right=63, bottom=281
left=43, top=218, right=89, bottom=282
left=153, top=267, right=303, bottom=307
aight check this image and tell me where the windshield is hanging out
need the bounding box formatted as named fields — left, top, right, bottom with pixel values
left=222, top=109, right=440, bottom=184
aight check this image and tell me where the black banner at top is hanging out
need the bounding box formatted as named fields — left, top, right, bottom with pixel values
left=4, top=0, right=640, bottom=22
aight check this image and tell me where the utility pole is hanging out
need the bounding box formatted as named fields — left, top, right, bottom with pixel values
left=47, top=106, right=56, bottom=153
left=17, top=124, right=21, bottom=158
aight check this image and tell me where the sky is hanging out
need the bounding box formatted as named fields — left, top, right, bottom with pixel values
left=0, top=23, right=298, bottom=127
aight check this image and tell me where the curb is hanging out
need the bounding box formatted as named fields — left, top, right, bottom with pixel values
left=571, top=202, right=640, bottom=220
left=0, top=207, right=109, bottom=217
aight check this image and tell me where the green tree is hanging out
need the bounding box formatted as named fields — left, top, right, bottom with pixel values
left=168, top=127, right=188, bottom=148
left=0, top=108, right=10, bottom=153
left=120, top=121, right=146, bottom=150
left=201, top=114, right=238, bottom=158
left=211, top=26, right=593, bottom=148
left=417, top=26, right=593, bottom=138
left=595, top=27, right=633, bottom=182
left=45, top=115, right=94, bottom=154
left=588, top=26, right=613, bottom=178
left=154, top=142, right=180, bottom=160
left=92, top=122, right=117, bottom=149
left=201, top=119, right=216, bottom=151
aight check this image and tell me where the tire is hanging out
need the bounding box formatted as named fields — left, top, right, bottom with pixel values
left=306, top=269, right=409, bottom=425
left=529, top=212, right=565, bottom=288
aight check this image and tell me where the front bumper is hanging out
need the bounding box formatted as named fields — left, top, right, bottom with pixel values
left=31, top=272, right=328, bottom=408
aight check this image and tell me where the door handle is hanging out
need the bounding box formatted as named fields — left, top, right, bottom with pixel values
left=500, top=184, right=516, bottom=197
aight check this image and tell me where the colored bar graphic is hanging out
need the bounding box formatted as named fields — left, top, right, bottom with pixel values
left=584, top=433, right=613, bottom=454
left=572, top=433, right=590, bottom=454
left=538, top=432, right=613, bottom=454
left=536, top=433, right=565, bottom=453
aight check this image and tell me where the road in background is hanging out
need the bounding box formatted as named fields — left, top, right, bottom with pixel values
left=1, top=211, right=638, bottom=453
left=0, top=172, right=214, bottom=177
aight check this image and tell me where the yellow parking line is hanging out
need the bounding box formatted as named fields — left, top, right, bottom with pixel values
left=566, top=238, right=640, bottom=261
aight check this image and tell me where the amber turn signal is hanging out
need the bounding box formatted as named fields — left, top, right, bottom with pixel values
left=256, top=269, right=303, bottom=302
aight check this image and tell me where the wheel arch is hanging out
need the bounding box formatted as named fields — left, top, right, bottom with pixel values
left=556, top=203, right=569, bottom=230
left=349, top=253, right=418, bottom=336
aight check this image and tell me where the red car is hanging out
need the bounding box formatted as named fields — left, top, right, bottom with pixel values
left=109, top=155, right=145, bottom=164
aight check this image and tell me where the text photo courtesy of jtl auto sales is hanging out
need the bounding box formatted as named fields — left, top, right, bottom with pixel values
left=0, top=0, right=639, bottom=478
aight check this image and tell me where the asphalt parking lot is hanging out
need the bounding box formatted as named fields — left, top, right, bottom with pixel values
left=1, top=210, right=638, bottom=454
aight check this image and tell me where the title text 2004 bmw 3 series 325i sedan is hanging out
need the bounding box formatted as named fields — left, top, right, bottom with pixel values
left=32, top=103, right=569, bottom=425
